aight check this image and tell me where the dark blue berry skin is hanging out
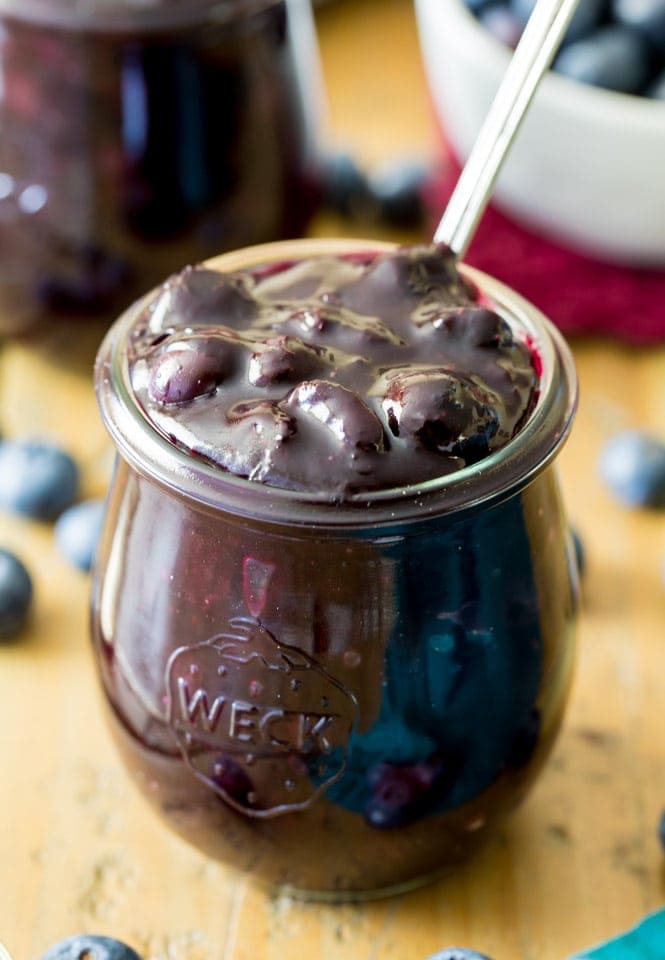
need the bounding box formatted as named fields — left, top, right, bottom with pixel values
left=0, top=548, right=33, bottom=640
left=0, top=439, right=79, bottom=520
left=40, top=935, right=142, bottom=960
left=479, top=3, right=524, bottom=47
left=553, top=25, right=652, bottom=93
left=322, top=151, right=376, bottom=220
left=512, top=0, right=608, bottom=44
left=364, top=754, right=461, bottom=828
left=368, top=159, right=428, bottom=229
left=613, top=0, right=665, bottom=51
left=647, top=67, right=665, bottom=98
left=598, top=431, right=665, bottom=508
left=462, top=0, right=495, bottom=13
left=54, top=499, right=105, bottom=572
left=659, top=809, right=665, bottom=850
left=211, top=754, right=256, bottom=807
left=425, top=949, right=494, bottom=960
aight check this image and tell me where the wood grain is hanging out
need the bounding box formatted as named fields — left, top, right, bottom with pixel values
left=1, top=2, right=664, bottom=959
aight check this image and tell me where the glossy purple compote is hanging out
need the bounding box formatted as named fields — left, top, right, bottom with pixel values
left=128, top=244, right=538, bottom=496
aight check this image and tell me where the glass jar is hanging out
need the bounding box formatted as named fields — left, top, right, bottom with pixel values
left=0, top=0, right=322, bottom=337
left=92, top=238, right=578, bottom=900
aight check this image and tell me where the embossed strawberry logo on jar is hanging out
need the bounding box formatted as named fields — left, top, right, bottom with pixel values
left=165, top=615, right=359, bottom=817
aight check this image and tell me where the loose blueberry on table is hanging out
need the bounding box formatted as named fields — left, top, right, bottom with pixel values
left=0, top=548, right=33, bottom=640
left=425, top=949, right=494, bottom=960
left=322, top=151, right=377, bottom=220
left=0, top=438, right=79, bottom=520
left=322, top=150, right=428, bottom=229
left=368, top=157, right=429, bottom=228
left=598, top=430, right=665, bottom=508
left=40, top=935, right=142, bottom=960
left=55, top=498, right=106, bottom=572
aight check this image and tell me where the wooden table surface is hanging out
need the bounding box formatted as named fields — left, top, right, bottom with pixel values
left=1, top=2, right=664, bottom=959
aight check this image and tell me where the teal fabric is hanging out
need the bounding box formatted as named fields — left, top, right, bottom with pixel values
left=571, top=909, right=665, bottom=960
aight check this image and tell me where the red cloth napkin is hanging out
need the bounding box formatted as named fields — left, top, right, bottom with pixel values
left=424, top=159, right=665, bottom=344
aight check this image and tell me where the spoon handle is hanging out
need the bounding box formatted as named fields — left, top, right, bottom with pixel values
left=433, top=0, right=583, bottom=258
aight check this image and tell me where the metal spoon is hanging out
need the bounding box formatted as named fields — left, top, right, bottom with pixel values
left=434, top=0, right=583, bottom=258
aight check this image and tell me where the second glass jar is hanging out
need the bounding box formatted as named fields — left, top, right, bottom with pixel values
left=0, top=0, right=322, bottom=336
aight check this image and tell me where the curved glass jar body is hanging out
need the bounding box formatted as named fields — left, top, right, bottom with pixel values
left=0, top=0, right=321, bottom=336
left=92, top=239, right=579, bottom=899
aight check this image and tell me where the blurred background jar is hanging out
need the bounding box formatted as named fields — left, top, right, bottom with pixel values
left=0, top=0, right=324, bottom=339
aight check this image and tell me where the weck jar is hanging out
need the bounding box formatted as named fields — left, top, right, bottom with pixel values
left=0, top=0, right=322, bottom=337
left=91, top=237, right=578, bottom=900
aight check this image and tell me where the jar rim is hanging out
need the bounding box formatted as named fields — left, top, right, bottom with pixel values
left=94, top=238, right=578, bottom=530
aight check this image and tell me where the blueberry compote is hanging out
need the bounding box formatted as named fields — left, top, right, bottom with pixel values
left=128, top=245, right=538, bottom=493
left=93, top=240, right=578, bottom=898
left=0, top=0, right=319, bottom=336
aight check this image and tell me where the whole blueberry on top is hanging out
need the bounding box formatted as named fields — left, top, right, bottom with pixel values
left=598, top=430, right=665, bottom=508
left=425, top=949, right=494, bottom=960
left=0, top=438, right=79, bottom=520
left=0, top=548, right=33, bottom=640
left=40, top=934, right=143, bottom=960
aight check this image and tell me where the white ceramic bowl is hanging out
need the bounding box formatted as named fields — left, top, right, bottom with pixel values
left=415, top=0, right=665, bottom=266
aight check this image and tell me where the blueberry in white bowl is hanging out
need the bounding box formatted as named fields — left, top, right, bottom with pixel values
left=553, top=24, right=652, bottom=94
left=478, top=3, right=523, bottom=47
left=460, top=0, right=665, bottom=96
left=415, top=0, right=665, bottom=265
left=613, top=0, right=665, bottom=52
left=648, top=67, right=665, bottom=98
left=511, top=0, right=607, bottom=45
